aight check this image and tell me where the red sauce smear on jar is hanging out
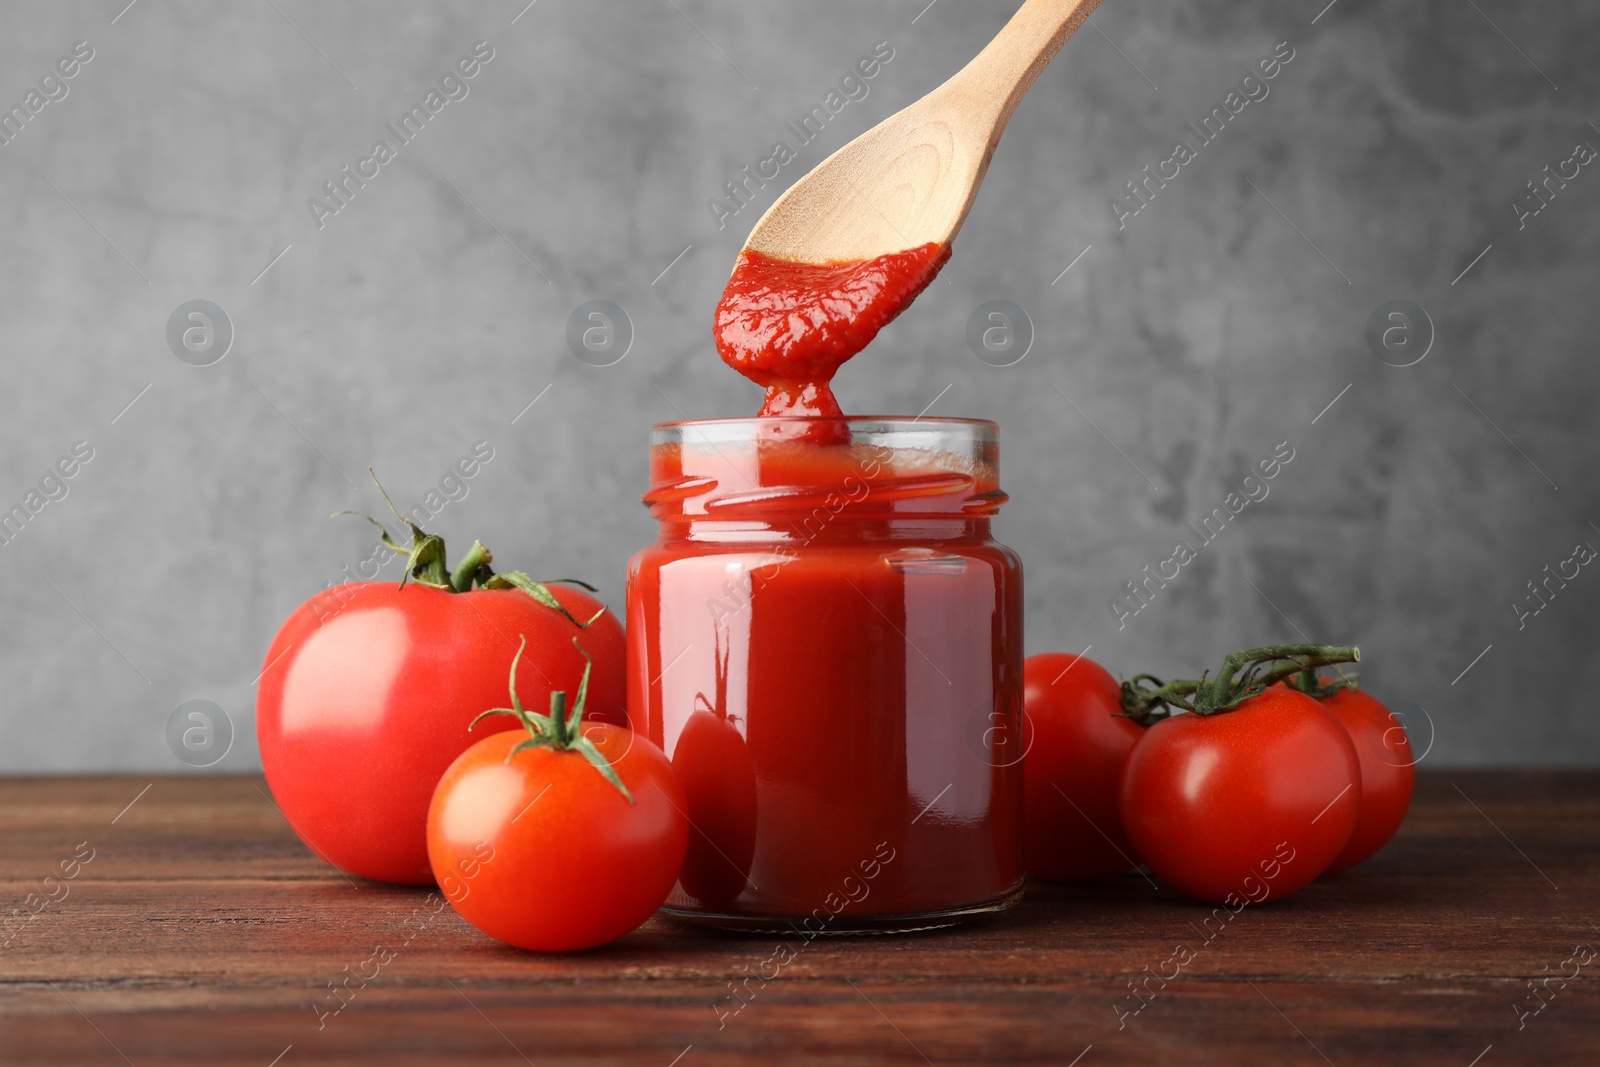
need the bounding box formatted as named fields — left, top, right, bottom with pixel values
left=713, top=242, right=952, bottom=417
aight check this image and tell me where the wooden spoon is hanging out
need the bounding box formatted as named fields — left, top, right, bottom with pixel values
left=741, top=0, right=1102, bottom=263
left=713, top=0, right=1101, bottom=420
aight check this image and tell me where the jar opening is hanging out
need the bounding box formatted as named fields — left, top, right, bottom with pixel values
left=644, top=417, right=1006, bottom=521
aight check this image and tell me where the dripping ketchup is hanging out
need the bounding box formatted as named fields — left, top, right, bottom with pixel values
left=713, top=242, right=952, bottom=416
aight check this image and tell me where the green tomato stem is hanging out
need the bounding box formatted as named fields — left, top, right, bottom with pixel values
left=449, top=540, right=493, bottom=593
left=494, top=637, right=634, bottom=806
left=1121, top=643, right=1361, bottom=724
left=334, top=469, right=608, bottom=628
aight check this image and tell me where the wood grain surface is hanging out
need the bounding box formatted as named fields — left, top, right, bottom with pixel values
left=2, top=772, right=1597, bottom=1066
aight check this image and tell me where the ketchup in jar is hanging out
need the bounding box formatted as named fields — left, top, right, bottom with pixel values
left=627, top=417, right=1024, bottom=931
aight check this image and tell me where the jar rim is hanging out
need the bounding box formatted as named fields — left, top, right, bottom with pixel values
left=651, top=416, right=998, bottom=446
left=645, top=416, right=1005, bottom=520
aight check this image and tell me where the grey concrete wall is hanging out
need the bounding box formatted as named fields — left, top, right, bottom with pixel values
left=0, top=0, right=1595, bottom=771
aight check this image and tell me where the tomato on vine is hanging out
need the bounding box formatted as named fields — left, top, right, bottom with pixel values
left=1118, top=645, right=1363, bottom=905
left=1285, top=672, right=1414, bottom=872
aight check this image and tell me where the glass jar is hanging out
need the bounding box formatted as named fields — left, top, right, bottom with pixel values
left=626, top=417, right=1024, bottom=933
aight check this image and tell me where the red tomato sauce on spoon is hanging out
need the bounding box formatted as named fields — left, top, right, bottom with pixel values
left=712, top=242, right=951, bottom=417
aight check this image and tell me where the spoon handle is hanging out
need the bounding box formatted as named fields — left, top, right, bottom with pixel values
left=959, top=0, right=1102, bottom=130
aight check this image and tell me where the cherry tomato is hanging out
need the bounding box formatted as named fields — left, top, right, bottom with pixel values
left=427, top=649, right=688, bottom=951
left=672, top=709, right=757, bottom=905
left=1119, top=687, right=1360, bottom=904
left=671, top=635, right=757, bottom=905
left=1021, top=653, right=1144, bottom=880
left=1317, top=687, right=1414, bottom=871
left=258, top=582, right=624, bottom=884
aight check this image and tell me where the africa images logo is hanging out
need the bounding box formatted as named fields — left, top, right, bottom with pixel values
left=1107, top=41, right=1295, bottom=231
left=705, top=41, right=896, bottom=231
left=0, top=40, right=94, bottom=149
left=306, top=42, right=495, bottom=231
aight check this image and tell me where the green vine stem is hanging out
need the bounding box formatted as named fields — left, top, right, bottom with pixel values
left=335, top=468, right=604, bottom=629
left=1283, top=666, right=1362, bottom=699
left=470, top=636, right=634, bottom=804
left=1120, top=643, right=1361, bottom=726
left=1117, top=675, right=1195, bottom=719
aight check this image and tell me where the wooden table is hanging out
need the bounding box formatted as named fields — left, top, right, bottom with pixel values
left=2, top=772, right=1596, bottom=1066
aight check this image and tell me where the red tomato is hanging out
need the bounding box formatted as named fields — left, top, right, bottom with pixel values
left=257, top=582, right=624, bottom=884
left=1119, top=687, right=1360, bottom=904
left=428, top=682, right=689, bottom=951
left=1318, top=687, right=1414, bottom=871
left=670, top=636, right=757, bottom=905
left=672, top=707, right=757, bottom=906
left=1021, top=653, right=1145, bottom=880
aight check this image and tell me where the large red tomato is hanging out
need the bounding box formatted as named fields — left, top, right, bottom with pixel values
left=1318, top=687, right=1414, bottom=871
left=1021, top=653, right=1145, bottom=880
left=1119, top=687, right=1360, bottom=904
left=257, top=581, right=624, bottom=884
